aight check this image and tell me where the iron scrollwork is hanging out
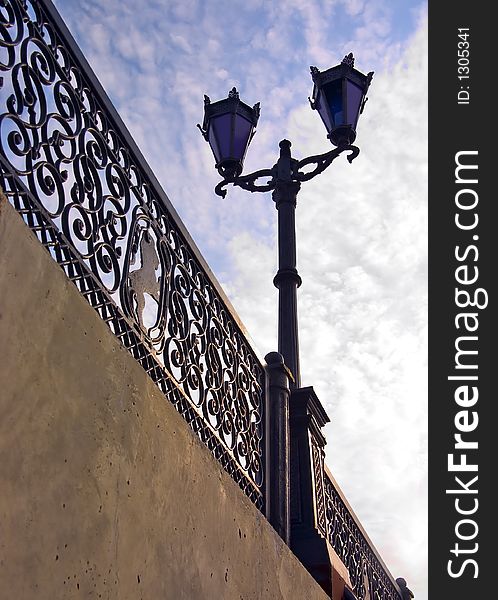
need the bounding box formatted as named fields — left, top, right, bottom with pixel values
left=294, top=144, right=359, bottom=182
left=215, top=165, right=275, bottom=198
left=214, top=143, right=359, bottom=198
left=322, top=472, right=402, bottom=600
left=0, top=0, right=265, bottom=506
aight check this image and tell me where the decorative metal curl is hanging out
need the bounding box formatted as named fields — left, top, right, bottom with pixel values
left=294, top=144, right=359, bottom=182
left=215, top=165, right=276, bottom=198
left=321, top=471, right=403, bottom=600
left=214, top=144, right=359, bottom=198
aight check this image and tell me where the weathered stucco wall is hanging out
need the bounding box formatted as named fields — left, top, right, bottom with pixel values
left=0, top=193, right=328, bottom=600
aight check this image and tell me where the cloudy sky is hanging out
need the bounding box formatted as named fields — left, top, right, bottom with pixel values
left=52, top=0, right=428, bottom=597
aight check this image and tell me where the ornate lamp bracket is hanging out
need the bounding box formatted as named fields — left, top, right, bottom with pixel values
left=214, top=144, right=359, bottom=198
left=294, top=144, right=360, bottom=182
left=215, top=166, right=277, bottom=198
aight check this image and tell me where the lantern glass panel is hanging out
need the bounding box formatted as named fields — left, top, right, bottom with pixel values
left=324, top=79, right=344, bottom=126
left=211, top=113, right=232, bottom=161
left=346, top=80, right=363, bottom=126
left=316, top=90, right=332, bottom=132
left=208, top=122, right=221, bottom=163
left=232, top=114, right=253, bottom=160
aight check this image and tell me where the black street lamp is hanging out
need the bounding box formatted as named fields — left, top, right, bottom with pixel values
left=198, top=53, right=373, bottom=390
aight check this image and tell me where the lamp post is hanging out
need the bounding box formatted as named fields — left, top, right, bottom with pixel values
left=199, top=53, right=373, bottom=558
left=198, top=53, right=373, bottom=389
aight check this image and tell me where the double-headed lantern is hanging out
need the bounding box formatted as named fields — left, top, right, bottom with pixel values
left=309, top=53, right=373, bottom=147
left=197, top=87, right=260, bottom=180
left=199, top=53, right=373, bottom=176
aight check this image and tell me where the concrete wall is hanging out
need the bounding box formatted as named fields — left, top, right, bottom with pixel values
left=0, top=193, right=328, bottom=600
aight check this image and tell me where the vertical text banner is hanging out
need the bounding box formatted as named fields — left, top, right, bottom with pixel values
left=429, top=2, right=494, bottom=598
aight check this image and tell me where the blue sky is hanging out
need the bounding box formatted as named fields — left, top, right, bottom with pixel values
left=53, top=0, right=428, bottom=597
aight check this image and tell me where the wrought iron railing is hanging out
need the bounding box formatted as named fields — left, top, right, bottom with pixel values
left=290, top=388, right=404, bottom=600
left=323, top=466, right=402, bottom=600
left=0, top=0, right=265, bottom=508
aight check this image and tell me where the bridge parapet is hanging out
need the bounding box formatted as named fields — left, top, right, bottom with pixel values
left=0, top=0, right=265, bottom=508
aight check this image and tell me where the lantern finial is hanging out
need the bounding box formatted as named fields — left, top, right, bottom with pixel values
left=341, top=53, right=355, bottom=67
